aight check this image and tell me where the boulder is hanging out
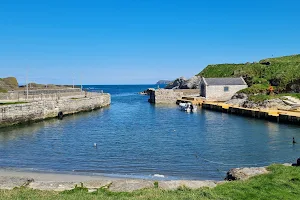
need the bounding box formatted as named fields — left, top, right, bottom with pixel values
left=226, top=93, right=248, bottom=106
left=225, top=167, right=269, bottom=181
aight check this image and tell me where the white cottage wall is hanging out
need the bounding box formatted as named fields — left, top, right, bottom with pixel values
left=205, top=85, right=247, bottom=101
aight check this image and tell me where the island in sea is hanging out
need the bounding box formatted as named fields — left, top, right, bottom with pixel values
left=156, top=80, right=172, bottom=85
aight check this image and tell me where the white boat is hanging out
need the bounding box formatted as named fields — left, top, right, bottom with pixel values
left=179, top=102, right=197, bottom=112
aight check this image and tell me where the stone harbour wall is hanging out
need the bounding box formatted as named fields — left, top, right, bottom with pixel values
left=0, top=93, right=111, bottom=128
left=149, top=89, right=199, bottom=104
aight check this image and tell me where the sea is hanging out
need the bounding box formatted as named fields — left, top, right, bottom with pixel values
left=0, top=85, right=299, bottom=180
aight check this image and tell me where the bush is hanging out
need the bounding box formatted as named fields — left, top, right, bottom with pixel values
left=239, top=84, right=269, bottom=95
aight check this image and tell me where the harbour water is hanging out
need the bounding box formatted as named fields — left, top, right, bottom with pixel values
left=0, top=85, right=299, bottom=180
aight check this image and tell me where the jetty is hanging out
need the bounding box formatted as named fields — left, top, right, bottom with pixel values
left=176, top=96, right=300, bottom=125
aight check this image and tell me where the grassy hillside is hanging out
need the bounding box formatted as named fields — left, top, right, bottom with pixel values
left=198, top=54, right=300, bottom=94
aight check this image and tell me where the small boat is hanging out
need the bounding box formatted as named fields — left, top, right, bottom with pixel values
left=179, top=102, right=197, bottom=112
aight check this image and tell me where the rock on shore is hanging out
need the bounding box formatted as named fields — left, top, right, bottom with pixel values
left=225, top=167, right=269, bottom=181
left=226, top=93, right=293, bottom=110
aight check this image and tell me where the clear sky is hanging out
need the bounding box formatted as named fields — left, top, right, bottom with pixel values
left=0, top=0, right=299, bottom=85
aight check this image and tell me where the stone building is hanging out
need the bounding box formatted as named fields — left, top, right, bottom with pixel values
left=200, top=77, right=248, bottom=101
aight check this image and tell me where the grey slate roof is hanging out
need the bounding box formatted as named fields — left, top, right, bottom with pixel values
left=203, top=77, right=247, bottom=86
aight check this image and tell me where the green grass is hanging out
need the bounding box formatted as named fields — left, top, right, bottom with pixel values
left=0, top=102, right=28, bottom=106
left=1, top=165, right=300, bottom=200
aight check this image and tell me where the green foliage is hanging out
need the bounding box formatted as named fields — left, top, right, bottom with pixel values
left=239, top=84, right=269, bottom=95
left=0, top=88, right=8, bottom=93
left=2, top=165, right=300, bottom=200
left=260, top=54, right=300, bottom=63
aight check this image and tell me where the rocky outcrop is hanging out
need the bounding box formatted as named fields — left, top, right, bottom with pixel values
left=165, top=77, right=187, bottom=89
left=225, top=167, right=269, bottom=181
left=165, top=76, right=201, bottom=89
left=139, top=88, right=155, bottom=95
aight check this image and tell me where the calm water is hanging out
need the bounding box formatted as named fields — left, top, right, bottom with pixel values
left=0, top=85, right=300, bottom=180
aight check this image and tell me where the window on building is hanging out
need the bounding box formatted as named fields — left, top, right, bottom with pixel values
left=224, top=86, right=229, bottom=92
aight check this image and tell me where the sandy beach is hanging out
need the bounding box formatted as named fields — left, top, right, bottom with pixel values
left=0, top=168, right=220, bottom=192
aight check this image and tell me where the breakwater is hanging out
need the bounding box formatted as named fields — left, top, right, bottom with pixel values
left=202, top=102, right=300, bottom=125
left=0, top=93, right=110, bottom=128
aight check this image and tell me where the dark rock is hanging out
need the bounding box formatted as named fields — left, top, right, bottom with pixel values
left=292, top=158, right=300, bottom=166
left=286, top=79, right=300, bottom=93
left=139, top=88, right=155, bottom=95
left=260, top=61, right=271, bottom=66
left=270, top=78, right=281, bottom=87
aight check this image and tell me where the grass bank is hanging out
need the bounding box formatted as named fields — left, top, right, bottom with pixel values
left=1, top=165, right=300, bottom=200
left=0, top=102, right=28, bottom=106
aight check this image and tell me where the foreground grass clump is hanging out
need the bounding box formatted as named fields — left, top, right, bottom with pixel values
left=1, top=165, right=300, bottom=200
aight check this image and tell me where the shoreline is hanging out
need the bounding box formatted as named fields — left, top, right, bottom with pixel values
left=0, top=167, right=218, bottom=182
left=0, top=168, right=220, bottom=192
left=0, top=164, right=273, bottom=192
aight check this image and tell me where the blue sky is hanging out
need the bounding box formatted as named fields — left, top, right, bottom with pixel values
left=0, top=0, right=299, bottom=85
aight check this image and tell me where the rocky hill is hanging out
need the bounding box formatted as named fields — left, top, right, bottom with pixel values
left=165, top=76, right=201, bottom=89
left=0, top=77, right=19, bottom=92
